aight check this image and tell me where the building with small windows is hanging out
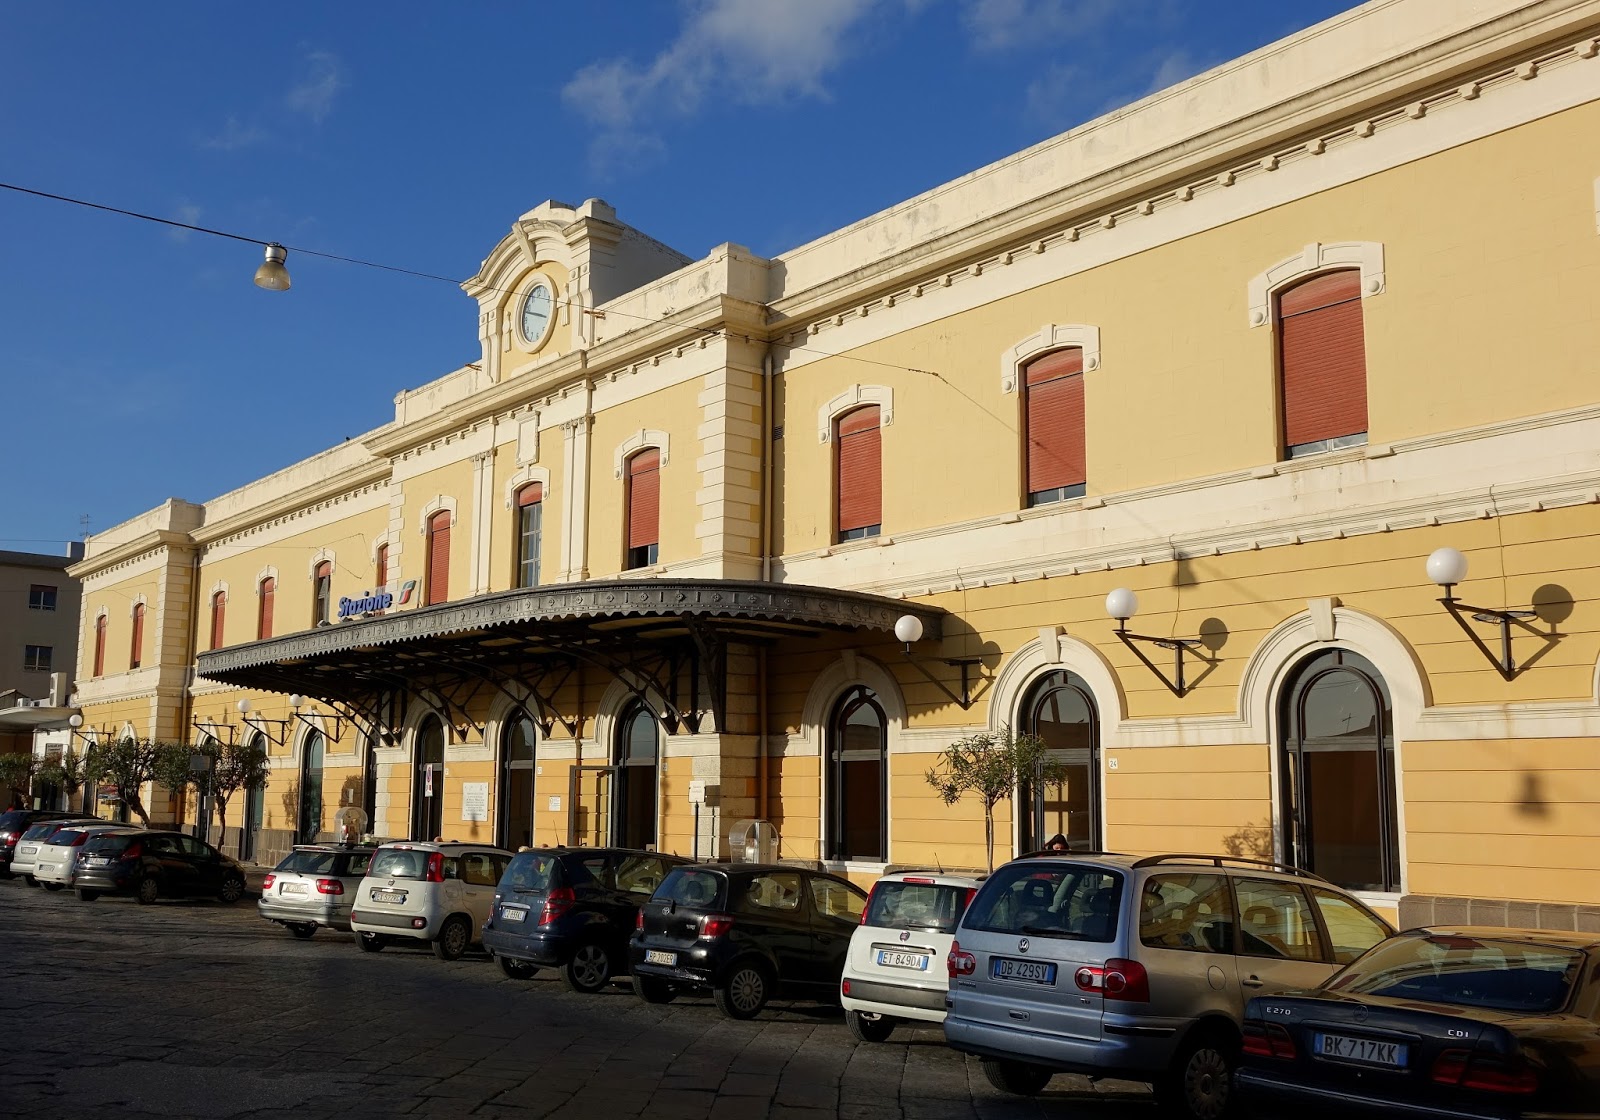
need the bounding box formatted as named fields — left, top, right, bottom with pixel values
left=0, top=545, right=82, bottom=805
left=68, top=0, right=1600, bottom=926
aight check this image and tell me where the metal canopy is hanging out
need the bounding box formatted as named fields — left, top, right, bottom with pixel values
left=196, top=579, right=943, bottom=740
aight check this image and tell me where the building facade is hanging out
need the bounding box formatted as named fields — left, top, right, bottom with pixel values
left=0, top=545, right=82, bottom=805
left=70, top=0, right=1600, bottom=925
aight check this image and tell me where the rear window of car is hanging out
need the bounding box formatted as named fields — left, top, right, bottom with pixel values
left=963, top=862, right=1122, bottom=942
left=865, top=880, right=974, bottom=934
left=85, top=833, right=135, bottom=854
left=1326, top=933, right=1584, bottom=1013
left=369, top=848, right=432, bottom=880
left=655, top=867, right=726, bottom=910
left=278, top=850, right=338, bottom=875
left=501, top=852, right=559, bottom=892
left=0, top=811, right=33, bottom=834
left=21, top=822, right=61, bottom=840
left=47, top=829, right=89, bottom=847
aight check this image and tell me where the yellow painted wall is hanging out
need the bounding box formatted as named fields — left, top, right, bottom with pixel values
left=399, top=459, right=477, bottom=605
left=488, top=429, right=566, bottom=592
left=81, top=568, right=164, bottom=679
left=588, top=377, right=706, bottom=576
left=1102, top=744, right=1273, bottom=858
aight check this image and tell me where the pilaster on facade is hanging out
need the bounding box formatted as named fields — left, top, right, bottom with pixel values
left=468, top=450, right=495, bottom=595
left=559, top=413, right=593, bottom=582
left=693, top=341, right=766, bottom=574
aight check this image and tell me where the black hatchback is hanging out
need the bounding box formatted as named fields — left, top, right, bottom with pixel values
left=630, top=863, right=868, bottom=1019
left=74, top=830, right=247, bottom=904
left=482, top=847, right=689, bottom=993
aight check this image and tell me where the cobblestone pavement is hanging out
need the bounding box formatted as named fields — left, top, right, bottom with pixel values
left=0, top=877, right=1161, bottom=1120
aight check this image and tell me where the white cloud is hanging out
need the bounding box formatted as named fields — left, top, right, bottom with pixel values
left=167, top=200, right=202, bottom=244
left=1144, top=48, right=1206, bottom=93
left=201, top=114, right=268, bottom=152
left=1024, top=61, right=1081, bottom=121
left=285, top=49, right=345, bottom=124
left=962, top=0, right=1123, bottom=52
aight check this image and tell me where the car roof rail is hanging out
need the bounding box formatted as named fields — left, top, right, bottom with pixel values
left=1128, top=853, right=1330, bottom=882
left=1020, top=849, right=1129, bottom=860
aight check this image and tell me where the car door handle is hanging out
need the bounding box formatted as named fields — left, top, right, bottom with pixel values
left=1241, top=976, right=1265, bottom=988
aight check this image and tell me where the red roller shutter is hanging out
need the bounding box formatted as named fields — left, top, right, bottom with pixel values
left=627, top=451, right=660, bottom=551
left=1024, top=349, right=1086, bottom=495
left=836, top=406, right=882, bottom=535
left=427, top=513, right=451, bottom=605
left=1279, top=270, right=1367, bottom=450
left=129, top=604, right=145, bottom=669
left=258, top=578, right=275, bottom=640
left=517, top=482, right=543, bottom=507
left=93, top=615, right=106, bottom=677
left=375, top=545, right=388, bottom=589
left=210, top=592, right=227, bottom=651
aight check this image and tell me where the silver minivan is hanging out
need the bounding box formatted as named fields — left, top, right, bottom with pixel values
left=944, top=853, right=1394, bottom=1120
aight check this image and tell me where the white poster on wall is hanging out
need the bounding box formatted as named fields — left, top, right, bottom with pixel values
left=461, top=782, right=489, bottom=822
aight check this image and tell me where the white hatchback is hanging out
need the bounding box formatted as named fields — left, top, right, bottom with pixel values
left=840, top=870, right=982, bottom=1042
left=11, top=818, right=100, bottom=884
left=33, top=823, right=135, bottom=890
left=349, top=841, right=512, bottom=960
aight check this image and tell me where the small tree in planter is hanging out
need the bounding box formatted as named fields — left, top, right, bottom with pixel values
left=84, top=738, right=172, bottom=827
left=36, top=749, right=91, bottom=813
left=210, top=738, right=270, bottom=852
left=0, top=750, right=40, bottom=809
left=152, top=742, right=218, bottom=834
left=924, top=726, right=1069, bottom=872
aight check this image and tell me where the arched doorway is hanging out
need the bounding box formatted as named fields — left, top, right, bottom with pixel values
left=827, top=685, right=886, bottom=862
left=1017, top=670, right=1100, bottom=853
left=298, top=731, right=325, bottom=843
left=499, top=709, right=538, bottom=850
left=242, top=731, right=266, bottom=861
left=613, top=702, right=659, bottom=849
left=1279, top=649, right=1399, bottom=892
left=412, top=715, right=446, bottom=840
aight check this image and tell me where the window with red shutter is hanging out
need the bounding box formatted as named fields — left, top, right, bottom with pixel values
left=258, top=577, right=276, bottom=640
left=375, top=544, right=388, bottom=590
left=210, top=592, right=227, bottom=651
left=1278, top=270, right=1368, bottom=458
left=426, top=512, right=452, bottom=605
left=129, top=604, right=145, bottom=670
left=92, top=615, right=106, bottom=677
left=625, top=451, right=660, bottom=569
left=516, top=483, right=543, bottom=587
left=312, top=561, right=333, bottom=625
left=1023, top=349, right=1087, bottom=506
left=835, top=406, right=882, bottom=541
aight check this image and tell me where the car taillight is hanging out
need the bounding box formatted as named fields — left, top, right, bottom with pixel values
left=69, top=832, right=91, bottom=846
left=960, top=887, right=978, bottom=913
left=122, top=842, right=142, bottom=860
left=701, top=913, right=735, bottom=939
left=948, top=941, right=977, bottom=978
left=538, top=886, right=576, bottom=926
left=903, top=877, right=934, bottom=884
left=1242, top=1022, right=1297, bottom=1060
left=636, top=909, right=645, bottom=931
left=425, top=852, right=445, bottom=883
left=1431, top=1049, right=1538, bottom=1095
left=261, top=873, right=275, bottom=889
left=860, top=884, right=878, bottom=925
left=841, top=979, right=852, bottom=996
left=1073, top=958, right=1150, bottom=1002
left=316, top=878, right=344, bottom=895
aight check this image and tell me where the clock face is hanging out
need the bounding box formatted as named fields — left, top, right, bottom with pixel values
left=520, top=282, right=553, bottom=345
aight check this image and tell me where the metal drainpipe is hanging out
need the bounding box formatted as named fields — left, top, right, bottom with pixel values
left=757, top=346, right=774, bottom=821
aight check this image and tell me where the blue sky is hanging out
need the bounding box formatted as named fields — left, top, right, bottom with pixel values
left=0, top=0, right=1355, bottom=553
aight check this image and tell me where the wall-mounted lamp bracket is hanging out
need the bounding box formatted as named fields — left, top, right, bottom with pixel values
left=900, top=649, right=982, bottom=710
left=1437, top=591, right=1539, bottom=681
left=1114, top=624, right=1203, bottom=697
left=189, top=717, right=237, bottom=746
left=239, top=713, right=290, bottom=747
left=292, top=709, right=347, bottom=740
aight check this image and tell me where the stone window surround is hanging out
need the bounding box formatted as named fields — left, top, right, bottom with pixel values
left=817, top=385, right=893, bottom=443
left=1247, top=241, right=1385, bottom=328
left=613, top=430, right=670, bottom=479
left=999, top=325, right=1102, bottom=394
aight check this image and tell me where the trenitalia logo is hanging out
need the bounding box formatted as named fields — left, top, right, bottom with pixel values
left=397, top=580, right=418, bottom=605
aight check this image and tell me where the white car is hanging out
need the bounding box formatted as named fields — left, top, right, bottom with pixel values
left=349, top=841, right=513, bottom=960
left=11, top=818, right=100, bottom=884
left=33, top=823, right=135, bottom=890
left=840, top=870, right=983, bottom=1042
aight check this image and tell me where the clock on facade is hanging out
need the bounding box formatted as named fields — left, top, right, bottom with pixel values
left=520, top=281, right=554, bottom=346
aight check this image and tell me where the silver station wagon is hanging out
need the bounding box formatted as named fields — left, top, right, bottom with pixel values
left=943, top=853, right=1395, bottom=1120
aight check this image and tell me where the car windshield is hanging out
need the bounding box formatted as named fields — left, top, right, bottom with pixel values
left=85, top=834, right=135, bottom=853
left=865, top=881, right=975, bottom=933
left=500, top=852, right=558, bottom=893
left=277, top=850, right=339, bottom=875
left=1326, top=933, right=1584, bottom=1013
left=369, top=848, right=431, bottom=880
left=654, top=867, right=726, bottom=910
left=963, top=862, right=1122, bottom=941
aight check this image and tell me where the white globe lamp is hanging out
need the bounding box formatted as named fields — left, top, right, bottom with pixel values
left=1426, top=547, right=1468, bottom=592
left=1105, top=588, right=1139, bottom=626
left=894, top=614, right=924, bottom=649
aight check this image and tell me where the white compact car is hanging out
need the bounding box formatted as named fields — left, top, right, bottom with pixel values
left=33, top=823, right=134, bottom=890
left=349, top=840, right=513, bottom=960
left=10, top=818, right=100, bottom=884
left=840, top=870, right=983, bottom=1042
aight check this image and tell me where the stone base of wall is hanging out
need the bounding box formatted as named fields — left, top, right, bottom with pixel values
left=1399, top=894, right=1600, bottom=934
left=255, top=828, right=297, bottom=870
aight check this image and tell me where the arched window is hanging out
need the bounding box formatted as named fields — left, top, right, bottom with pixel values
left=92, top=614, right=107, bottom=677
left=312, top=561, right=333, bottom=625
left=413, top=714, right=446, bottom=840
left=625, top=450, right=660, bottom=570
left=426, top=512, right=452, bottom=605
left=1017, top=670, right=1100, bottom=853
left=375, top=543, right=389, bottom=590
left=242, top=732, right=267, bottom=862
left=835, top=406, right=882, bottom=542
left=613, top=701, right=659, bottom=848
left=257, top=578, right=275, bottom=640
left=129, top=603, right=146, bottom=670
left=209, top=591, right=227, bottom=651
left=516, top=483, right=543, bottom=588
left=1278, top=269, right=1368, bottom=459
left=1022, top=349, right=1086, bottom=506
left=827, top=685, right=886, bottom=862
left=1280, top=649, right=1398, bottom=892
left=499, top=709, right=538, bottom=849
left=298, top=730, right=325, bottom=843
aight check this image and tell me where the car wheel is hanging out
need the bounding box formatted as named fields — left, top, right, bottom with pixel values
left=563, top=941, right=613, bottom=994
left=288, top=923, right=316, bottom=940
left=136, top=877, right=159, bottom=905
left=981, top=1059, right=1053, bottom=1096
left=845, top=1009, right=896, bottom=1043
left=433, top=915, right=471, bottom=961
left=497, top=955, right=538, bottom=980
left=218, top=876, right=245, bottom=904
left=633, top=975, right=677, bottom=1004
left=42, top=881, right=64, bottom=892
left=713, top=961, right=771, bottom=1020
left=1156, top=1028, right=1237, bottom=1120
left=357, top=931, right=387, bottom=953
left=77, top=889, right=101, bottom=902
left=24, top=874, right=37, bottom=887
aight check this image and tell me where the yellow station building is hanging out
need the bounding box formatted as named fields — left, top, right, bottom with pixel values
left=69, top=0, right=1600, bottom=928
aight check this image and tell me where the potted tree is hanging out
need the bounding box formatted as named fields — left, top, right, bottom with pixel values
left=924, top=726, right=1068, bottom=872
